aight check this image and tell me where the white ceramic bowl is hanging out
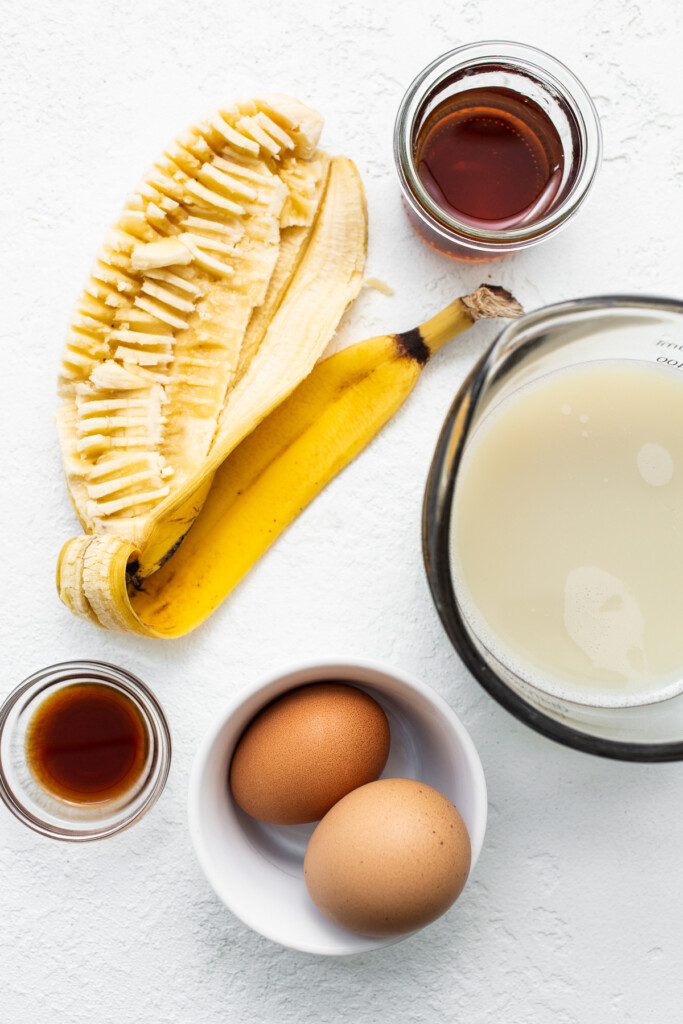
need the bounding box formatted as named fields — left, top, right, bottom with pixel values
left=188, top=659, right=487, bottom=955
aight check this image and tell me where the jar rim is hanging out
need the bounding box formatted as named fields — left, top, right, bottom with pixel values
left=394, top=41, right=603, bottom=249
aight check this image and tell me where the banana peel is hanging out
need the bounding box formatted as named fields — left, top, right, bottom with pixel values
left=56, top=95, right=367, bottom=632
left=57, top=285, right=522, bottom=637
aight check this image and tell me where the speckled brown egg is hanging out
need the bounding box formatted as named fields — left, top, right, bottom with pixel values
left=303, top=777, right=471, bottom=937
left=229, top=682, right=390, bottom=824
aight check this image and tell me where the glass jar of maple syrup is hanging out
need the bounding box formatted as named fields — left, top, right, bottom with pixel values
left=394, top=42, right=602, bottom=261
left=0, top=661, right=171, bottom=841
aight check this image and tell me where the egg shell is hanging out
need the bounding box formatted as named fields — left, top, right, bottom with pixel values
left=229, top=682, right=390, bottom=824
left=303, top=778, right=471, bottom=938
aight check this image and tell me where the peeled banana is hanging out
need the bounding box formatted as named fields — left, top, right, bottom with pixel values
left=56, top=95, right=367, bottom=630
left=58, top=283, right=521, bottom=638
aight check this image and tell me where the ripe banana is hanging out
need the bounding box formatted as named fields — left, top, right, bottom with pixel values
left=56, top=94, right=367, bottom=629
left=58, top=285, right=521, bottom=637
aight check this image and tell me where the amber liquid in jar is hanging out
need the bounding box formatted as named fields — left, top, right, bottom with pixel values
left=415, top=87, right=564, bottom=230
left=25, top=683, right=148, bottom=803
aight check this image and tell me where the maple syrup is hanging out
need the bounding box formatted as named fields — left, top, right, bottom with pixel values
left=394, top=43, right=602, bottom=259
left=25, top=683, right=148, bottom=804
left=415, top=87, right=564, bottom=229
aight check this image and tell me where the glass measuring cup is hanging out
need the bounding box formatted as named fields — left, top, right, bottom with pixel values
left=423, top=295, right=683, bottom=761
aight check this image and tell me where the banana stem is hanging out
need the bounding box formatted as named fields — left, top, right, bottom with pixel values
left=419, top=285, right=524, bottom=356
left=419, top=299, right=475, bottom=355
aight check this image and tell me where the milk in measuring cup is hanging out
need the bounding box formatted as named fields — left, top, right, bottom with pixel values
left=450, top=359, right=683, bottom=707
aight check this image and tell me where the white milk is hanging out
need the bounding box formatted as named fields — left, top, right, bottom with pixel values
left=450, top=359, right=683, bottom=706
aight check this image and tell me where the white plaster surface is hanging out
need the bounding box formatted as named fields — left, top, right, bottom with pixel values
left=1, top=0, right=682, bottom=1020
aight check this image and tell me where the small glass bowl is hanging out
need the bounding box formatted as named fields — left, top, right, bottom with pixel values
left=0, top=661, right=171, bottom=840
left=394, top=41, right=602, bottom=261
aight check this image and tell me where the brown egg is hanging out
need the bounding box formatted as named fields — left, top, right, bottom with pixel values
left=229, top=682, right=390, bottom=824
left=304, top=778, right=471, bottom=937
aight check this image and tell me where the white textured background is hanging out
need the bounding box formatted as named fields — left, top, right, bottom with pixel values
left=2, top=0, right=683, bottom=1020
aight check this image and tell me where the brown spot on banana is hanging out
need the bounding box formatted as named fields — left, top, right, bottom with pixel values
left=394, top=328, right=431, bottom=366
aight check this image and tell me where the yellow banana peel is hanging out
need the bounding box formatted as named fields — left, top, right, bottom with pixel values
left=56, top=94, right=367, bottom=634
left=57, top=285, right=522, bottom=637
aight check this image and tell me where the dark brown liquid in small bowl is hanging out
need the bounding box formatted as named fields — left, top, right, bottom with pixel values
left=26, top=683, right=148, bottom=804
left=415, top=86, right=564, bottom=230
